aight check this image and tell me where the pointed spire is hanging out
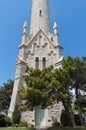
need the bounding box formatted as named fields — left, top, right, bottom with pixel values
left=53, top=18, right=58, bottom=35
left=23, top=21, right=28, bottom=28
left=53, top=18, right=60, bottom=46
left=23, top=21, right=28, bottom=34
left=22, top=21, right=28, bottom=44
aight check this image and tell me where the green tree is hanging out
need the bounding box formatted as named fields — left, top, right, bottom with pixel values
left=53, top=68, right=76, bottom=126
left=0, top=79, right=14, bottom=114
left=19, top=66, right=76, bottom=127
left=19, top=66, right=55, bottom=110
left=63, top=56, right=86, bottom=126
left=19, top=56, right=86, bottom=127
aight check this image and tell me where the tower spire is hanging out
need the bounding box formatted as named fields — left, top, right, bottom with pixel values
left=53, top=18, right=60, bottom=46
left=22, top=21, right=28, bottom=44
left=53, top=18, right=58, bottom=34
left=30, top=0, right=50, bottom=34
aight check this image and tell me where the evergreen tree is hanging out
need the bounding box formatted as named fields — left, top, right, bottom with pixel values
left=19, top=65, right=76, bottom=127
left=0, top=79, right=14, bottom=114
left=19, top=56, right=86, bottom=127
left=63, top=56, right=86, bottom=126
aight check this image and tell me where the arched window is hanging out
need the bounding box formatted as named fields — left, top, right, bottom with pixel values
left=42, top=57, right=46, bottom=68
left=35, top=57, right=39, bottom=68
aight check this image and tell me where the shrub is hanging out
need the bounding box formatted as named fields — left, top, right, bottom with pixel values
left=4, top=116, right=11, bottom=126
left=11, top=123, right=19, bottom=127
left=60, top=109, right=68, bottom=126
left=0, top=114, right=11, bottom=127
left=0, top=114, right=5, bottom=127
left=20, top=120, right=28, bottom=127
left=31, top=124, right=34, bottom=128
left=12, top=105, right=20, bottom=124
left=52, top=121, right=60, bottom=127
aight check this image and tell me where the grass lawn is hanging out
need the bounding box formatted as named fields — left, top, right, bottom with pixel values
left=0, top=128, right=86, bottom=130
left=48, top=128, right=86, bottom=130
left=0, top=128, right=33, bottom=130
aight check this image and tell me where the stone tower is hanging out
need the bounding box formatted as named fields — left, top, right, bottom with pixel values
left=8, top=0, right=63, bottom=127
left=30, top=0, right=50, bottom=34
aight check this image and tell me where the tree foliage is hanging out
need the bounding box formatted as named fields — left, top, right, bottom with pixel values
left=19, top=66, right=56, bottom=110
left=0, top=114, right=11, bottom=127
left=63, top=56, right=86, bottom=125
left=12, top=105, right=20, bottom=124
left=19, top=56, right=86, bottom=127
left=0, top=79, right=14, bottom=114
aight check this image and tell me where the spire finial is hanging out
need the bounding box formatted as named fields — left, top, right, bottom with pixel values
left=53, top=18, right=58, bottom=29
left=22, top=21, right=28, bottom=44
left=23, top=21, right=28, bottom=34
left=23, top=21, right=28, bottom=29
left=54, top=18, right=56, bottom=22
left=53, top=18, right=58, bottom=34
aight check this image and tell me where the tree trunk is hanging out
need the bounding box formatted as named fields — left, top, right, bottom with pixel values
left=63, top=102, right=76, bottom=127
left=77, top=104, right=84, bottom=126
left=75, top=86, right=84, bottom=126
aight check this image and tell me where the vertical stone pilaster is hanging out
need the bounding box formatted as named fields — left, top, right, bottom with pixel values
left=8, top=60, right=27, bottom=119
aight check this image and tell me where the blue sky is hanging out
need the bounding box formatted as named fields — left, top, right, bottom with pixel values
left=0, top=0, right=86, bottom=86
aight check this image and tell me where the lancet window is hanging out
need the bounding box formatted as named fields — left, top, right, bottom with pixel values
left=42, top=57, right=46, bottom=68
left=35, top=57, right=39, bottom=68
left=39, top=10, right=42, bottom=16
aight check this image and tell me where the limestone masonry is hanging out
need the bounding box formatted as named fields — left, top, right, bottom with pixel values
left=8, top=0, right=63, bottom=127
